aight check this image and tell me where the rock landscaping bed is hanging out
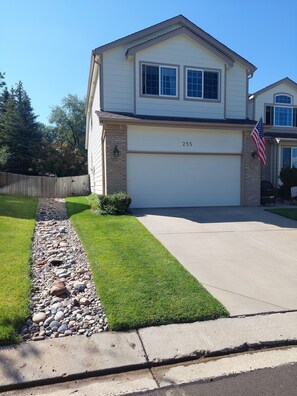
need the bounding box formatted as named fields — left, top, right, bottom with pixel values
left=21, top=198, right=108, bottom=341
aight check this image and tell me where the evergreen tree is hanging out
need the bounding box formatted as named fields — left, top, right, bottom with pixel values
left=0, top=73, right=9, bottom=166
left=0, top=81, right=42, bottom=174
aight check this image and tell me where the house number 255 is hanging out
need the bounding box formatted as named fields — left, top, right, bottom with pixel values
left=182, top=141, right=192, bottom=147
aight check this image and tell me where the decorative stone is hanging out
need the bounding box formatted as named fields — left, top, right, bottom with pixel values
left=49, top=320, right=61, bottom=329
left=24, top=198, right=108, bottom=341
left=32, top=312, right=47, bottom=323
left=54, top=311, right=64, bottom=321
left=58, top=324, right=68, bottom=333
left=80, top=297, right=91, bottom=306
left=73, top=282, right=86, bottom=292
left=32, top=335, right=45, bottom=341
left=49, top=281, right=67, bottom=296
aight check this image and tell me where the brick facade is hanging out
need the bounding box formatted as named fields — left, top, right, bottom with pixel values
left=104, top=123, right=127, bottom=194
left=242, top=130, right=261, bottom=206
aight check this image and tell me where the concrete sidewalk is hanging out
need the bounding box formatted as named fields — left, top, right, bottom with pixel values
left=1, top=311, right=297, bottom=392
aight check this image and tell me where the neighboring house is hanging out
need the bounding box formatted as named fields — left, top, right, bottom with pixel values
left=86, top=14, right=262, bottom=208
left=248, top=78, right=297, bottom=187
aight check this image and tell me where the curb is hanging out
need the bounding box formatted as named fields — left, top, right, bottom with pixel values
left=1, top=312, right=297, bottom=392
left=2, top=339, right=297, bottom=393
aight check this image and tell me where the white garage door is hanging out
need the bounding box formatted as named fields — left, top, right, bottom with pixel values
left=127, top=153, right=241, bottom=208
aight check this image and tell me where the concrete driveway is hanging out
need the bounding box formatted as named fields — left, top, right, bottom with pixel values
left=134, top=206, right=297, bottom=316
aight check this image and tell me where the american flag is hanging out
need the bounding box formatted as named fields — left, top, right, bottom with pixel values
left=251, top=117, right=266, bottom=165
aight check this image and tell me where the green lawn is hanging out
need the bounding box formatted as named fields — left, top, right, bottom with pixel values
left=0, top=195, right=38, bottom=345
left=66, top=196, right=228, bottom=331
left=267, top=208, right=297, bottom=221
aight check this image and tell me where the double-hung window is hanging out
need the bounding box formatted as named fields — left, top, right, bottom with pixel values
left=142, top=64, right=177, bottom=97
left=265, top=94, right=297, bottom=127
left=282, top=147, right=297, bottom=169
left=186, top=68, right=219, bottom=100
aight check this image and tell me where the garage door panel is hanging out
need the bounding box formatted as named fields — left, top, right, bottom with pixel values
left=127, top=154, right=241, bottom=208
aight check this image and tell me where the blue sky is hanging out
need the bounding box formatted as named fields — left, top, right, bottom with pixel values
left=1, top=0, right=296, bottom=124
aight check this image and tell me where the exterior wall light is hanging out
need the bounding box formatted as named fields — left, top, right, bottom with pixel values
left=251, top=151, right=258, bottom=159
left=113, top=145, right=120, bottom=157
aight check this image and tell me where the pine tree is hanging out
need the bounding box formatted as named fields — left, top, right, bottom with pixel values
left=0, top=73, right=9, bottom=166
left=0, top=81, right=42, bottom=174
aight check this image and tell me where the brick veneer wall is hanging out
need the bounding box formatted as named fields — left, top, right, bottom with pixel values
left=104, top=123, right=127, bottom=194
left=242, top=130, right=261, bottom=206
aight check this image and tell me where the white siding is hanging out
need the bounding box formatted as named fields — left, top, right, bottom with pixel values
left=135, top=35, right=225, bottom=118
left=128, top=125, right=242, bottom=153
left=103, top=47, right=134, bottom=112
left=247, top=98, right=254, bottom=120
left=254, top=83, right=297, bottom=121
left=225, top=63, right=247, bottom=119
left=100, top=32, right=250, bottom=120
left=102, top=25, right=182, bottom=113
left=88, top=77, right=103, bottom=194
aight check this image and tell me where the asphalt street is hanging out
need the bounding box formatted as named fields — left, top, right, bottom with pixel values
left=136, top=362, right=297, bottom=396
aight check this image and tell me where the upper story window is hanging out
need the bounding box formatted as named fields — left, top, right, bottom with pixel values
left=265, top=93, right=297, bottom=127
left=142, top=63, right=177, bottom=97
left=275, top=95, right=292, bottom=104
left=185, top=68, right=219, bottom=100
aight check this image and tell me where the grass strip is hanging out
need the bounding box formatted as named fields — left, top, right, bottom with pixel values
left=0, top=195, right=38, bottom=345
left=66, top=196, right=228, bottom=330
left=266, top=208, right=297, bottom=221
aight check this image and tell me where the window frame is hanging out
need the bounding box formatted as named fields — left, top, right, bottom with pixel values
left=140, top=62, right=179, bottom=99
left=274, top=93, right=293, bottom=104
left=265, top=93, right=296, bottom=127
left=281, top=146, right=297, bottom=169
left=184, top=66, right=221, bottom=102
left=274, top=106, right=293, bottom=127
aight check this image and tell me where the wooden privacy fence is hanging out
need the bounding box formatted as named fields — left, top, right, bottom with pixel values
left=0, top=172, right=90, bottom=198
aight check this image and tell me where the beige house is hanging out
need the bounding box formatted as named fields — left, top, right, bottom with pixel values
left=86, top=14, right=263, bottom=208
left=249, top=77, right=297, bottom=187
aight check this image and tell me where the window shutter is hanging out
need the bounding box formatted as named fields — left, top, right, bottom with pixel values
left=265, top=106, right=273, bottom=125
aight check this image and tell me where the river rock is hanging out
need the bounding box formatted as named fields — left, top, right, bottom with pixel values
left=23, top=198, right=108, bottom=341
left=32, top=312, right=47, bottom=323
left=49, top=281, right=67, bottom=296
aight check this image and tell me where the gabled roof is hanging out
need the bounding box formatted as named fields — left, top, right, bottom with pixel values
left=126, top=27, right=234, bottom=67
left=93, top=14, right=256, bottom=73
left=250, top=77, right=297, bottom=98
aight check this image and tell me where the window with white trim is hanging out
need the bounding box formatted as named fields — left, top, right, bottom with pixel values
left=282, top=147, right=297, bottom=168
left=142, top=64, right=177, bottom=97
left=265, top=94, right=297, bottom=127
left=186, top=68, right=219, bottom=100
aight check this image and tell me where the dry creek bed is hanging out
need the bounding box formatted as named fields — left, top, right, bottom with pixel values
left=20, top=198, right=108, bottom=341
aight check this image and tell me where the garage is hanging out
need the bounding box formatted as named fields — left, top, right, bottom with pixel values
left=127, top=153, right=240, bottom=208
left=127, top=126, right=242, bottom=208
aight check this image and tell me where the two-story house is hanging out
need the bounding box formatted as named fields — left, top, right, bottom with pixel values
left=86, top=14, right=261, bottom=208
left=249, top=78, right=297, bottom=187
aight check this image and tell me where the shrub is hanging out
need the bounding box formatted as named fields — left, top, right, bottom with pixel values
left=90, top=192, right=132, bottom=215
left=88, top=193, right=99, bottom=210
left=278, top=167, right=297, bottom=199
